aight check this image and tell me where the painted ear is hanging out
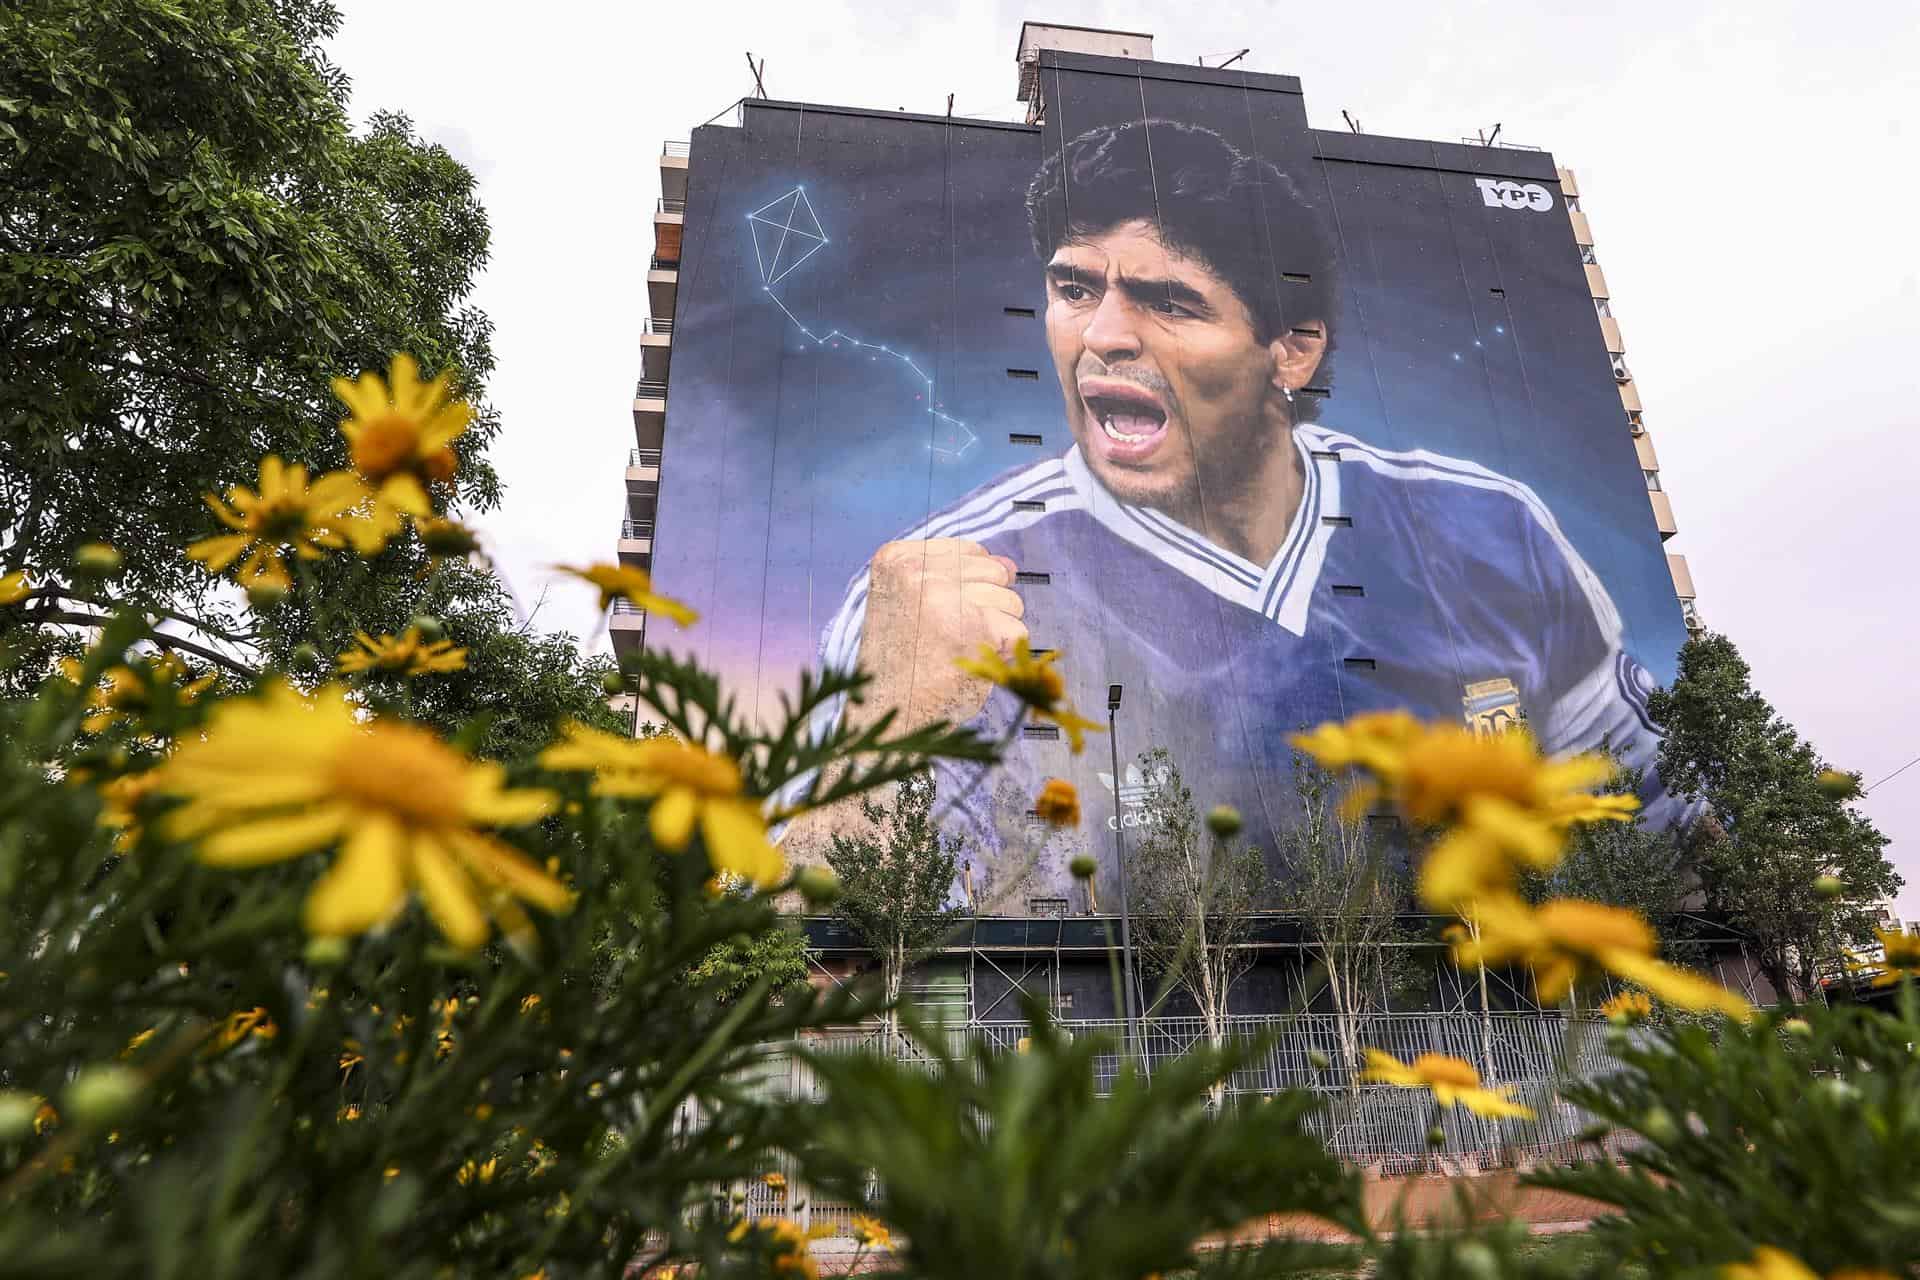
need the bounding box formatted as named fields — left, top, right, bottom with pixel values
left=1270, top=322, right=1328, bottom=393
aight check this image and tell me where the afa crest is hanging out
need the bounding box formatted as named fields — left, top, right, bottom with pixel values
left=1461, top=677, right=1524, bottom=737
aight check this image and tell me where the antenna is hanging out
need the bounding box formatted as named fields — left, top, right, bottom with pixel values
left=947, top=93, right=954, bottom=117
left=1341, top=109, right=1364, bottom=135
left=1216, top=48, right=1250, bottom=70
left=744, top=52, right=768, bottom=98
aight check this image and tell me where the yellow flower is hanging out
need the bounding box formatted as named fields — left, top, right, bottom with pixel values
left=851, top=1214, right=892, bottom=1250
left=1721, top=1248, right=1826, bottom=1280
left=1034, top=777, right=1080, bottom=827
left=208, top=1006, right=278, bottom=1053
left=156, top=682, right=568, bottom=950
left=763, top=1170, right=787, bottom=1194
left=519, top=993, right=543, bottom=1016
left=1453, top=896, right=1751, bottom=1018
left=955, top=637, right=1104, bottom=752
left=539, top=723, right=783, bottom=888
left=62, top=653, right=217, bottom=734
left=1599, top=990, right=1653, bottom=1023
left=97, top=769, right=165, bottom=851
left=121, top=1027, right=158, bottom=1058
left=1290, top=714, right=1634, bottom=912
left=0, top=571, right=31, bottom=606
left=335, top=627, right=468, bottom=678
left=456, top=1156, right=499, bottom=1185
left=187, top=455, right=375, bottom=587
left=555, top=562, right=698, bottom=625
left=34, top=1101, right=58, bottom=1134
left=1358, top=1049, right=1534, bottom=1119
left=1863, top=929, right=1920, bottom=987
left=333, top=354, right=472, bottom=531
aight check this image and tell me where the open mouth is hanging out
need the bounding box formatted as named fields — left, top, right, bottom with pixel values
left=1079, top=378, right=1170, bottom=458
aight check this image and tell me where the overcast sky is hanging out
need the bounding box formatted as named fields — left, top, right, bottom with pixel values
left=326, top=0, right=1920, bottom=914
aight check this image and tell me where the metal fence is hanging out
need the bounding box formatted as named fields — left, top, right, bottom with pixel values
left=629, top=448, right=663, bottom=467
left=642, top=316, right=674, bottom=336
left=619, top=519, right=655, bottom=540
left=662, top=140, right=691, bottom=158
left=726, top=1011, right=1636, bottom=1239
left=633, top=379, right=669, bottom=399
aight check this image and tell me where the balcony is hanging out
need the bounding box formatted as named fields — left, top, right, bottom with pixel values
left=626, top=446, right=661, bottom=496
left=1648, top=489, right=1677, bottom=541
left=1569, top=209, right=1592, bottom=245
left=632, top=377, right=667, bottom=442
left=618, top=517, right=654, bottom=566
left=647, top=256, right=678, bottom=318
left=661, top=140, right=689, bottom=204
left=1666, top=552, right=1696, bottom=601
left=1584, top=263, right=1609, bottom=299
left=1618, top=380, right=1643, bottom=414
left=610, top=598, right=648, bottom=658
left=1633, top=431, right=1659, bottom=471
left=654, top=197, right=684, bottom=268
left=1599, top=316, right=1625, bottom=354
left=640, top=315, right=672, bottom=383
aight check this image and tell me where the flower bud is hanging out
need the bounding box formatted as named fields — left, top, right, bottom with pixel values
left=407, top=615, right=446, bottom=643
left=1205, top=805, right=1243, bottom=839
left=600, top=670, right=628, bottom=697
left=1781, top=1017, right=1813, bottom=1038
left=73, top=543, right=123, bottom=577
left=245, top=578, right=288, bottom=610
left=1814, top=1077, right=1857, bottom=1106
left=1426, top=1124, right=1447, bottom=1148
left=796, top=865, right=842, bottom=907
left=304, top=936, right=351, bottom=968
left=419, top=519, right=481, bottom=557
left=64, top=1064, right=143, bottom=1129
left=0, top=1091, right=40, bottom=1143
left=1453, top=1241, right=1499, bottom=1280
left=290, top=643, right=322, bottom=670
left=1069, top=855, right=1098, bottom=881
left=1812, top=874, right=1846, bottom=900
left=1638, top=1106, right=1678, bottom=1145
left=1306, top=1048, right=1331, bottom=1071
left=1816, top=769, right=1860, bottom=800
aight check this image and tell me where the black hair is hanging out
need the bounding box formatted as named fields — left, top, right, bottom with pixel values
left=1026, top=119, right=1338, bottom=352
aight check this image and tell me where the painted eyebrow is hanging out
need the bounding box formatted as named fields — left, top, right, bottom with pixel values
left=1113, top=273, right=1212, bottom=312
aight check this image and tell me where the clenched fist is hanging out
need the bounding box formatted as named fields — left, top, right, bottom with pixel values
left=855, top=537, right=1025, bottom=731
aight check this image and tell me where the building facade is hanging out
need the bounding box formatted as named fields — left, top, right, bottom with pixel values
left=613, top=23, right=1731, bottom=1021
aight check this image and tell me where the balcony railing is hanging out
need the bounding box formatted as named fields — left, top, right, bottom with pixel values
left=657, top=197, right=686, bottom=215
left=633, top=379, right=668, bottom=400
left=641, top=316, right=673, bottom=336
left=629, top=448, right=663, bottom=467
left=611, top=599, right=647, bottom=616
left=650, top=255, right=678, bottom=272
left=662, top=140, right=691, bottom=158
left=620, top=519, right=655, bottom=540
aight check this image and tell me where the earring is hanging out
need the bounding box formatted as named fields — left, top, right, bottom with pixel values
left=1283, top=387, right=1296, bottom=403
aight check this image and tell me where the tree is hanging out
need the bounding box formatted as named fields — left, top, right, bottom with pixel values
left=0, top=0, right=615, bottom=749
left=1277, top=755, right=1413, bottom=1083
left=1127, top=748, right=1268, bottom=1052
left=1648, top=631, right=1899, bottom=999
left=824, top=772, right=967, bottom=1040
left=687, top=921, right=813, bottom=1006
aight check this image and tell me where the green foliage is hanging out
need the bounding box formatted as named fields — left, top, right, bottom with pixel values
left=1129, top=747, right=1269, bottom=1033
left=787, top=1002, right=1364, bottom=1280
left=1648, top=632, right=1898, bottom=996
left=1531, top=999, right=1920, bottom=1272
left=823, top=770, right=969, bottom=1006
left=686, top=919, right=812, bottom=1006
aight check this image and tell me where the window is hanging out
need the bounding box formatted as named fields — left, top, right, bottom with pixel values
left=1030, top=646, right=1055, bottom=657
left=1643, top=469, right=1662, bottom=492
left=1322, top=515, right=1353, bottom=528
left=1014, top=570, right=1051, bottom=585
left=1029, top=897, right=1069, bottom=918
left=1007, top=368, right=1040, bottom=380
left=1009, top=432, right=1044, bottom=446
left=1594, top=297, right=1613, bottom=317
left=1331, top=583, right=1365, bottom=597
left=1300, top=386, right=1331, bottom=399
left=1282, top=271, right=1313, bottom=284
left=1290, top=325, right=1323, bottom=337
left=1343, top=657, right=1377, bottom=672
left=1488, top=287, right=1506, bottom=299
left=1627, top=410, right=1645, bottom=434
left=1012, top=499, right=1046, bottom=513
left=1056, top=991, right=1074, bottom=1011
left=1579, top=244, right=1598, bottom=264
left=1566, top=195, right=1582, bottom=211
left=1023, top=724, right=1061, bottom=741
left=1610, top=353, right=1631, bottom=382
left=1309, top=449, right=1341, bottom=462
left=1004, top=306, right=1037, bottom=318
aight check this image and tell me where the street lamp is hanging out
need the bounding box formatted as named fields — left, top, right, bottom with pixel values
left=1107, top=683, right=1143, bottom=1060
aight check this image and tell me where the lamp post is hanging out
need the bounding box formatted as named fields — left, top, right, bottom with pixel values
left=1107, top=683, right=1143, bottom=1060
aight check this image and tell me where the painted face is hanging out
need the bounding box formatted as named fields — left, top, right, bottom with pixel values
left=1043, top=220, right=1285, bottom=518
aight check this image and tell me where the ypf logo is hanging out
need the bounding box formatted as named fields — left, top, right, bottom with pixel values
left=1474, top=178, right=1554, bottom=212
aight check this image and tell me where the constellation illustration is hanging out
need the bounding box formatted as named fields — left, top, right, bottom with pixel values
left=748, top=187, right=979, bottom=458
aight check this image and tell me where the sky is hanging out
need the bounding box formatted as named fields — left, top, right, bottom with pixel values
left=326, top=0, right=1920, bottom=914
